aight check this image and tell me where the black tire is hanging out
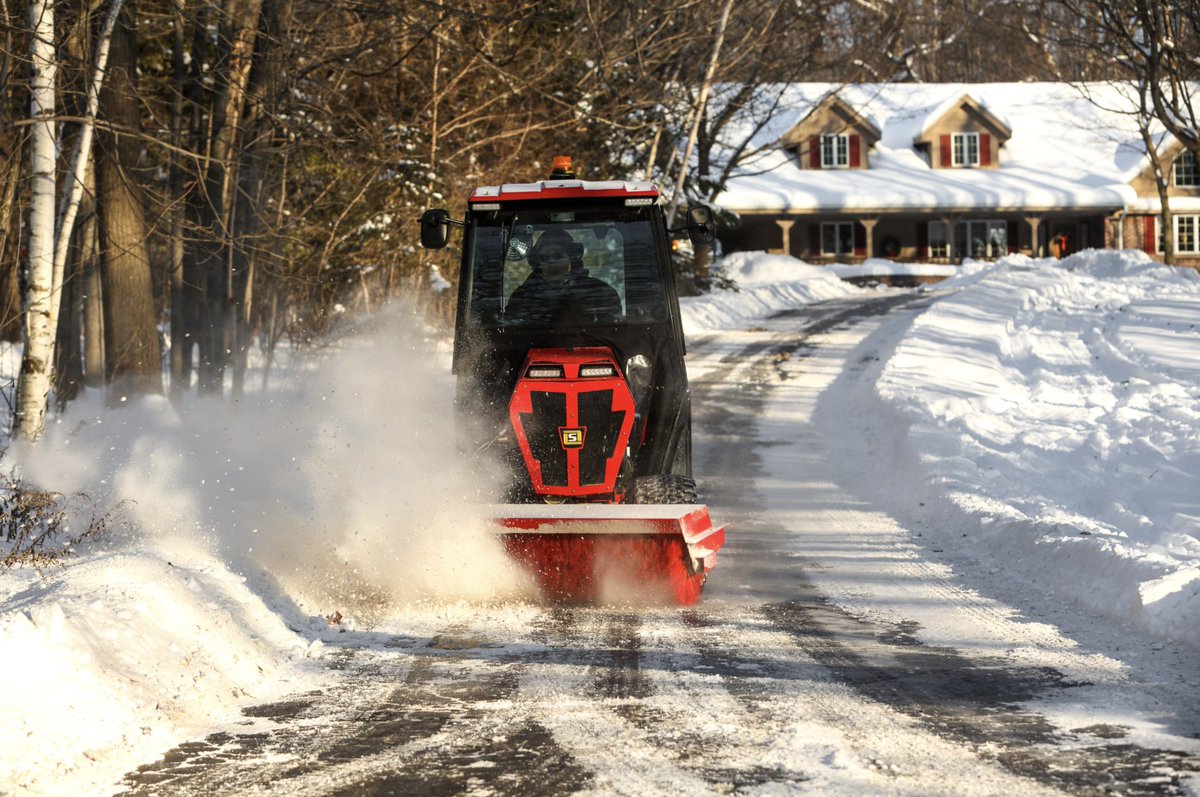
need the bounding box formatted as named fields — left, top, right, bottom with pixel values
left=632, top=474, right=697, bottom=504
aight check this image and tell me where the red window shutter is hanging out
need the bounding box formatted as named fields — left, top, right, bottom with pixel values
left=809, top=224, right=821, bottom=256
left=1144, top=216, right=1157, bottom=254
left=854, top=223, right=866, bottom=257
left=809, top=138, right=821, bottom=169
left=939, top=135, right=952, bottom=167
left=980, top=133, right=992, bottom=167
left=918, top=221, right=929, bottom=258
left=849, top=135, right=862, bottom=168
left=1006, top=220, right=1018, bottom=253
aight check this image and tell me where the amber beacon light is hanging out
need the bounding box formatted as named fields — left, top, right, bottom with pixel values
left=550, top=156, right=576, bottom=179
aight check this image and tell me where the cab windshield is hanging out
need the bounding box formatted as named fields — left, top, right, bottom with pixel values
left=466, top=204, right=667, bottom=327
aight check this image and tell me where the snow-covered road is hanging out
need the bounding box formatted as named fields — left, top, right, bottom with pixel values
left=111, top=290, right=1200, bottom=796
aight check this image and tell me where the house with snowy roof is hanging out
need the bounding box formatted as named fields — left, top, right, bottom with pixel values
left=711, top=83, right=1200, bottom=268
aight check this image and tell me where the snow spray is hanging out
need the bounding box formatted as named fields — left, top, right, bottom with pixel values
left=17, top=306, right=533, bottom=619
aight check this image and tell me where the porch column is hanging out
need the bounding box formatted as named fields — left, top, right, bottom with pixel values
left=941, top=215, right=959, bottom=262
left=860, top=216, right=879, bottom=259
left=770, top=219, right=796, bottom=256
left=1025, top=216, right=1044, bottom=257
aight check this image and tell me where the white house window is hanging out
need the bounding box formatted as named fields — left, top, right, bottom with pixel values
left=821, top=221, right=855, bottom=256
left=954, top=220, right=1007, bottom=259
left=1175, top=151, right=1199, bottom=187
left=821, top=134, right=849, bottom=168
left=1176, top=215, right=1200, bottom=254
left=952, top=133, right=980, bottom=167
left=928, top=221, right=949, bottom=258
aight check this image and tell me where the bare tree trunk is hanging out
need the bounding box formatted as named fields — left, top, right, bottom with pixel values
left=0, top=0, right=26, bottom=344
left=53, top=246, right=84, bottom=407
left=53, top=198, right=96, bottom=406
left=193, top=0, right=264, bottom=396
left=15, top=0, right=57, bottom=440
left=182, top=1, right=212, bottom=396
left=95, top=0, right=162, bottom=402
left=169, top=0, right=188, bottom=404
left=1136, top=77, right=1175, bottom=266
left=83, top=258, right=104, bottom=387
left=0, top=137, right=21, bottom=343
left=231, top=0, right=287, bottom=399
left=1143, top=123, right=1175, bottom=266
left=260, top=286, right=277, bottom=393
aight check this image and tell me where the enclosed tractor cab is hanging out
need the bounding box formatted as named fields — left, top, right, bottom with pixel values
left=420, top=157, right=725, bottom=604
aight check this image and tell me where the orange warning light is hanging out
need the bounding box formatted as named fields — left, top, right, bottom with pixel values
left=550, top=156, right=575, bottom=178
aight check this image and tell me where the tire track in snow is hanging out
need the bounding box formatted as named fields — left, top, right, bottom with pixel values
left=516, top=607, right=715, bottom=796
left=119, top=620, right=590, bottom=796
left=761, top=599, right=1200, bottom=796
left=668, top=606, right=1066, bottom=796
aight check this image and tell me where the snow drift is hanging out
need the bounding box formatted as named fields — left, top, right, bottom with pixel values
left=17, top=308, right=528, bottom=612
left=873, top=250, right=1200, bottom=646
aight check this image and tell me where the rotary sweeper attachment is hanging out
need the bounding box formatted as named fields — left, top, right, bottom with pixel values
left=421, top=156, right=727, bottom=605
left=494, top=504, right=726, bottom=605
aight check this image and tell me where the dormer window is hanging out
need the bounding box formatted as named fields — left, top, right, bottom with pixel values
left=783, top=94, right=878, bottom=171
left=918, top=94, right=1007, bottom=169
left=952, top=133, right=980, bottom=167
left=1175, top=150, right=1198, bottom=187
left=822, top=134, right=850, bottom=168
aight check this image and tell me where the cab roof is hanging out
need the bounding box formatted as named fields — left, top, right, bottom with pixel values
left=469, top=179, right=660, bottom=204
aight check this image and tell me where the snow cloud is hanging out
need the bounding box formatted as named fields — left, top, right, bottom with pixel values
left=17, top=306, right=531, bottom=620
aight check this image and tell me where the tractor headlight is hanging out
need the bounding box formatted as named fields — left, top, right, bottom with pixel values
left=526, top=365, right=564, bottom=379
left=625, top=355, right=651, bottom=403
left=579, top=364, right=617, bottom=378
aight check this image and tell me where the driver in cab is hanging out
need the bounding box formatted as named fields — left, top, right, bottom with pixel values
left=505, top=229, right=621, bottom=325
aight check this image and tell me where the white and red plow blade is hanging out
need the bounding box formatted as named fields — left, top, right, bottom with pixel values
left=492, top=504, right=726, bottom=605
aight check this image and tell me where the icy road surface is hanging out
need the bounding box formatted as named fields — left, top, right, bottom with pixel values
left=118, top=293, right=1200, bottom=796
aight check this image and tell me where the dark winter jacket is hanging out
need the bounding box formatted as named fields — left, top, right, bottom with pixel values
left=505, top=268, right=622, bottom=325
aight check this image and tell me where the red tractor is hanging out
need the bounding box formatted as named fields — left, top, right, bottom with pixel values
left=420, top=157, right=725, bottom=604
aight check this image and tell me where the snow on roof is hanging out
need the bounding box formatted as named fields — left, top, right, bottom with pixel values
left=712, top=83, right=1164, bottom=213
left=812, top=89, right=882, bottom=137
left=914, top=90, right=1011, bottom=139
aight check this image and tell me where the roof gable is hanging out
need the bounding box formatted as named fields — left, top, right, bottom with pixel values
left=778, top=92, right=882, bottom=149
left=1128, top=137, right=1200, bottom=197
left=913, top=92, right=1013, bottom=145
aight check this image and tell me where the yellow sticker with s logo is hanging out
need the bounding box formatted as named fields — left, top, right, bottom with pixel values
left=559, top=428, right=586, bottom=449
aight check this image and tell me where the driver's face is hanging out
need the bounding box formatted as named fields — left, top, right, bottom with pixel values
left=539, top=245, right=570, bottom=283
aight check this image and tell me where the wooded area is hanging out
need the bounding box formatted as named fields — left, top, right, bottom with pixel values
left=0, top=0, right=1196, bottom=440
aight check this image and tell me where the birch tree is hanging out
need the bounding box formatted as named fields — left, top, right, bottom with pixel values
left=14, top=0, right=130, bottom=437
left=14, top=0, right=57, bottom=441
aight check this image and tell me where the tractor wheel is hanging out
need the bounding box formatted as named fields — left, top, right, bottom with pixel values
left=632, top=474, right=697, bottom=504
